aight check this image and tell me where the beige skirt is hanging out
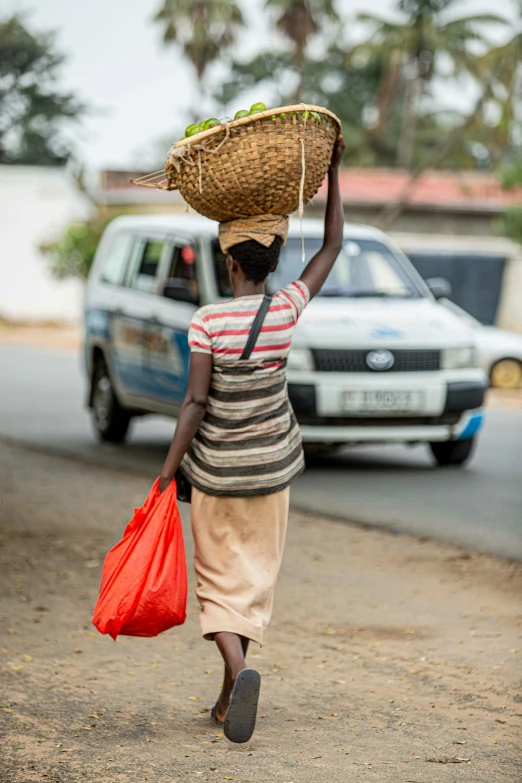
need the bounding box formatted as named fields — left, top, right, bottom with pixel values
left=191, top=486, right=290, bottom=646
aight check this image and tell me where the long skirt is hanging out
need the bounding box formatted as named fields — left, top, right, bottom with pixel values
left=190, top=486, right=290, bottom=646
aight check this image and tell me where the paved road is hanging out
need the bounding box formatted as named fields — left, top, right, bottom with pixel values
left=1, top=345, right=521, bottom=559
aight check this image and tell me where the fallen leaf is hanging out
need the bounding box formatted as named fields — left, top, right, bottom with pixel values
left=74, top=649, right=83, bottom=654
left=426, top=756, right=471, bottom=764
left=331, top=713, right=338, bottom=717
left=10, top=665, right=23, bottom=671
left=215, top=732, right=223, bottom=738
left=205, top=670, right=213, bottom=675
left=495, top=719, right=506, bottom=724
left=224, top=777, right=233, bottom=780
left=189, top=696, right=199, bottom=701
left=23, top=655, right=32, bottom=662
left=150, top=663, right=161, bottom=668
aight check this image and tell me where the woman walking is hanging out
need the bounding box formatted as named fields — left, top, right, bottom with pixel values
left=159, top=136, right=345, bottom=743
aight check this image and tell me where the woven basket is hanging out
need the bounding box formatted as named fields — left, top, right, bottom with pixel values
left=132, top=104, right=341, bottom=223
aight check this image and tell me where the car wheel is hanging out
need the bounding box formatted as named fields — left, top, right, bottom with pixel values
left=91, top=357, right=132, bottom=443
left=490, top=358, right=522, bottom=390
left=429, top=437, right=475, bottom=467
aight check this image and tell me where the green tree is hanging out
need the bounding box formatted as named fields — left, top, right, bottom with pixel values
left=40, top=219, right=108, bottom=280
left=154, top=0, right=244, bottom=93
left=216, top=45, right=383, bottom=160
left=357, top=0, right=507, bottom=168
left=0, top=14, right=83, bottom=165
left=265, top=0, right=339, bottom=101
left=500, top=159, right=522, bottom=245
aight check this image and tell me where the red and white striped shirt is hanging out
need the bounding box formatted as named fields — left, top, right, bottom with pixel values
left=188, top=281, right=310, bottom=361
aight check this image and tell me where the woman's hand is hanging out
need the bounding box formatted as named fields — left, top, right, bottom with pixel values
left=159, top=475, right=172, bottom=494
left=329, top=135, right=345, bottom=170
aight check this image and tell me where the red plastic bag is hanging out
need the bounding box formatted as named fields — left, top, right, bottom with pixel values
left=92, top=478, right=187, bottom=640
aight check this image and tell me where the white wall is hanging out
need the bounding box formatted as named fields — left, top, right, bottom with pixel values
left=0, top=166, right=93, bottom=323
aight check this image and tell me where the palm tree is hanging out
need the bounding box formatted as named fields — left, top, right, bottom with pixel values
left=358, top=0, right=507, bottom=168
left=155, top=0, right=244, bottom=93
left=378, top=24, right=521, bottom=229
left=265, top=0, right=339, bottom=102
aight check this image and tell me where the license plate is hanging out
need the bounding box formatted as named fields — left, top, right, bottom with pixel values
left=341, top=390, right=424, bottom=413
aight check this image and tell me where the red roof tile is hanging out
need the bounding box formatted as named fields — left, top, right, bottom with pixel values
left=316, top=168, right=522, bottom=211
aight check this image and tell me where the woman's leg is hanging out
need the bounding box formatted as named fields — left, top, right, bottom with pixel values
left=214, top=632, right=249, bottom=721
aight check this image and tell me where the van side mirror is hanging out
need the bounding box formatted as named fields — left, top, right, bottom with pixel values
left=162, top=278, right=199, bottom=306
left=426, top=277, right=452, bottom=300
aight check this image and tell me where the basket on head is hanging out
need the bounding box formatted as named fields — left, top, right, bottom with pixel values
left=132, top=104, right=341, bottom=223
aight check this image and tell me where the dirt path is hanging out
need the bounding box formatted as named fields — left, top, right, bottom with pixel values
left=1, top=443, right=521, bottom=782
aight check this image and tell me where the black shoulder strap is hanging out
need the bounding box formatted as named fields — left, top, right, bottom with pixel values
left=240, top=295, right=272, bottom=360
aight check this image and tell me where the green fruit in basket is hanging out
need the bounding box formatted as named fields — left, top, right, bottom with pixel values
left=311, top=111, right=320, bottom=123
left=302, top=110, right=310, bottom=121
left=185, top=123, right=200, bottom=137
left=280, top=112, right=286, bottom=120
left=234, top=109, right=250, bottom=119
left=201, top=118, right=221, bottom=130
left=250, top=102, right=267, bottom=114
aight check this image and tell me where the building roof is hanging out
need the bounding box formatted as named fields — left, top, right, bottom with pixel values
left=95, top=167, right=522, bottom=214
left=316, top=168, right=522, bottom=213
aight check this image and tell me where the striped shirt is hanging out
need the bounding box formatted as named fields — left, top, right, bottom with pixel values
left=181, top=281, right=310, bottom=496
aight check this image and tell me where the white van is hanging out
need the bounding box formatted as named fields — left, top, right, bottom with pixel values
left=84, top=214, right=487, bottom=466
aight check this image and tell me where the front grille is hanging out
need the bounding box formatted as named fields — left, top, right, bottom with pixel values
left=312, top=349, right=440, bottom=373
left=295, top=412, right=462, bottom=427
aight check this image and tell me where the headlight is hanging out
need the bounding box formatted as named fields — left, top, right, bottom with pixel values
left=287, top=348, right=314, bottom=371
left=442, top=346, right=477, bottom=369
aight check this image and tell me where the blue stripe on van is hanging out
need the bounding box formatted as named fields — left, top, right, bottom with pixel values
left=457, top=411, right=484, bottom=440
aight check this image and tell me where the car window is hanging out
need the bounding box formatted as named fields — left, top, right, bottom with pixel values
left=128, top=240, right=164, bottom=293
left=166, top=242, right=199, bottom=298
left=268, top=237, right=423, bottom=299
left=99, top=232, right=134, bottom=286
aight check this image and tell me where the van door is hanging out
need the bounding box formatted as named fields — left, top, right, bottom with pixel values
left=87, top=230, right=148, bottom=399
left=141, top=239, right=200, bottom=409
left=110, top=236, right=168, bottom=401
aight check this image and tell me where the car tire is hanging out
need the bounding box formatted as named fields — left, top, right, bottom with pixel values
left=91, top=357, right=132, bottom=443
left=303, top=443, right=342, bottom=459
left=429, top=437, right=475, bottom=467
left=490, top=358, right=522, bottom=390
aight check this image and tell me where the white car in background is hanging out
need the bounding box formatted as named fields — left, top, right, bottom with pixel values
left=440, top=298, right=522, bottom=389
left=85, top=215, right=488, bottom=468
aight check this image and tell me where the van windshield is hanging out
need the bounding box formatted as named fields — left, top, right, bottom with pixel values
left=268, top=237, right=424, bottom=299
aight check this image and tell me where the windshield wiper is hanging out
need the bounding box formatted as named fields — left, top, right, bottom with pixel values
left=318, top=287, right=353, bottom=297
left=318, top=288, right=416, bottom=299
left=348, top=290, right=415, bottom=298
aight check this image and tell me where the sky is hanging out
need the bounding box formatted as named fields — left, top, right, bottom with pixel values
left=7, top=0, right=519, bottom=169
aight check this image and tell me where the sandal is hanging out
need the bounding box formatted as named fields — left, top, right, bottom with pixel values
left=223, top=668, right=261, bottom=744
left=210, top=704, right=224, bottom=727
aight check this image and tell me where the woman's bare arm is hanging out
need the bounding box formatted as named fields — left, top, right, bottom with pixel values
left=159, top=351, right=212, bottom=492
left=300, top=136, right=345, bottom=299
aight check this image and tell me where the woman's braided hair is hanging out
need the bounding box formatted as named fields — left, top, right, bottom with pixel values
left=229, top=237, right=282, bottom=284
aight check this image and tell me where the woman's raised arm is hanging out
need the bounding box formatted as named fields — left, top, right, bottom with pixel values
left=300, top=136, right=345, bottom=299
